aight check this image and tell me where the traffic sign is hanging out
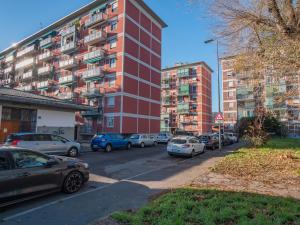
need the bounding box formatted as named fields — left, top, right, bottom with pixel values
left=214, top=113, right=224, bottom=124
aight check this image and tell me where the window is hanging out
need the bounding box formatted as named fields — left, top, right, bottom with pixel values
left=34, top=134, right=52, bottom=141
left=111, top=2, right=118, bottom=12
left=107, top=96, right=115, bottom=107
left=110, top=20, right=117, bottom=31
left=51, top=135, right=68, bottom=142
left=107, top=117, right=114, bottom=128
left=108, top=77, right=115, bottom=87
left=110, top=39, right=117, bottom=49
left=109, top=58, right=116, bottom=68
left=228, top=81, right=234, bottom=88
left=229, top=102, right=234, bottom=109
left=0, top=154, right=10, bottom=171
left=12, top=151, right=50, bottom=169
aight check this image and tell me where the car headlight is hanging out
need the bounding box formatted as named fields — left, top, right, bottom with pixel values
left=82, top=163, right=89, bottom=169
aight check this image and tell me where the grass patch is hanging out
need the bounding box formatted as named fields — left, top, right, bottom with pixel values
left=112, top=188, right=300, bottom=225
left=212, top=138, right=300, bottom=184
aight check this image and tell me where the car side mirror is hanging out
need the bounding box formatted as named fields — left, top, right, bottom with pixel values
left=45, top=158, right=58, bottom=167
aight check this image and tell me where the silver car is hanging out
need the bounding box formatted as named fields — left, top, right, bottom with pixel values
left=129, top=134, right=157, bottom=148
left=4, top=133, right=81, bottom=157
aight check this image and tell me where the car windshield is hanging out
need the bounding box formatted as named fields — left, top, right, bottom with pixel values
left=159, top=134, right=167, bottom=137
left=171, top=139, right=187, bottom=144
left=130, top=134, right=140, bottom=139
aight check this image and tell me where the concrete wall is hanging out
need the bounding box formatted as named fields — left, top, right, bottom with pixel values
left=36, top=109, right=75, bottom=140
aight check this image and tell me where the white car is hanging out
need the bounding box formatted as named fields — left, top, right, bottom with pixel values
left=167, top=136, right=205, bottom=157
left=225, top=133, right=238, bottom=144
left=157, top=133, right=172, bottom=143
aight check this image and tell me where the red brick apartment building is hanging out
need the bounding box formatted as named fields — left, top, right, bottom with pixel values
left=221, top=57, right=238, bottom=131
left=0, top=0, right=167, bottom=140
left=161, top=62, right=213, bottom=135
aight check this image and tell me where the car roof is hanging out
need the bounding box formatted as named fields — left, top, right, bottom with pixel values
left=173, top=135, right=195, bottom=139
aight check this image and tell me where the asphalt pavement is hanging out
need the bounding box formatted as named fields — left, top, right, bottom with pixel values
left=0, top=143, right=242, bottom=225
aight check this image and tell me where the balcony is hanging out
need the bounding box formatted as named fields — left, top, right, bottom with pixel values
left=57, top=92, right=73, bottom=100
left=84, top=30, right=106, bottom=45
left=161, top=83, right=170, bottom=89
left=85, top=13, right=105, bottom=27
left=82, top=67, right=103, bottom=81
left=21, top=71, right=33, bottom=81
left=83, top=49, right=105, bottom=64
left=16, top=85, right=33, bottom=92
left=39, top=37, right=54, bottom=48
left=177, top=103, right=190, bottom=114
left=58, top=75, right=74, bottom=85
left=59, top=58, right=78, bottom=70
left=38, top=66, right=53, bottom=77
left=178, top=84, right=190, bottom=96
left=15, top=58, right=35, bottom=70
left=60, top=25, right=76, bottom=36
left=16, top=45, right=35, bottom=58
left=38, top=51, right=53, bottom=61
left=82, top=88, right=103, bottom=98
left=5, top=55, right=14, bottom=63
left=61, top=42, right=77, bottom=54
left=37, top=80, right=50, bottom=89
left=4, top=66, right=12, bottom=74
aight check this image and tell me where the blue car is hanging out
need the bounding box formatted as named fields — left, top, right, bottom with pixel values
left=91, top=133, right=131, bottom=152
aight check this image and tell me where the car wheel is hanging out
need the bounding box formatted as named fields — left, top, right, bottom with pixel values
left=62, top=171, right=83, bottom=194
left=191, top=150, right=196, bottom=158
left=127, top=143, right=131, bottom=150
left=68, top=147, right=78, bottom=157
left=92, top=147, right=98, bottom=152
left=140, top=142, right=145, bottom=148
left=168, top=152, right=173, bottom=156
left=105, top=144, right=112, bottom=152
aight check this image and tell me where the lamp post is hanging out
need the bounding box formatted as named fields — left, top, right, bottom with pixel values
left=204, top=39, right=222, bottom=150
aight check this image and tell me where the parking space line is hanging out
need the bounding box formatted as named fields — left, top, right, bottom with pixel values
left=2, top=155, right=200, bottom=222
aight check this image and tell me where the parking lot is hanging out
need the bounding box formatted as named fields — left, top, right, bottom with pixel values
left=0, top=143, right=241, bottom=225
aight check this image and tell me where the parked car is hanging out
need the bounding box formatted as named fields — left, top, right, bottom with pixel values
left=157, top=133, right=173, bottom=144
left=198, top=134, right=219, bottom=150
left=0, top=148, right=89, bottom=208
left=129, top=134, right=157, bottom=148
left=167, top=136, right=205, bottom=157
left=4, top=133, right=81, bottom=157
left=221, top=134, right=232, bottom=146
left=225, top=133, right=238, bottom=144
left=91, top=133, right=131, bottom=152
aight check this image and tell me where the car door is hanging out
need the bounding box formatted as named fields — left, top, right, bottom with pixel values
left=191, top=138, right=201, bottom=153
left=116, top=134, right=126, bottom=148
left=0, top=151, right=17, bottom=206
left=34, top=134, right=55, bottom=154
left=10, top=150, right=62, bottom=196
left=51, top=135, right=68, bottom=154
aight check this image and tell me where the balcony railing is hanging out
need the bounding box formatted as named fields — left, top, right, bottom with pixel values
left=82, top=67, right=103, bottom=81
left=84, top=30, right=106, bottom=45
left=15, top=58, right=35, bottom=70
left=4, top=66, right=12, bottom=74
left=16, top=45, right=35, bottom=58
left=57, top=92, right=73, bottom=100
left=21, top=71, right=33, bottom=81
left=38, top=51, right=53, bottom=61
left=40, top=37, right=53, bottom=48
left=5, top=55, right=14, bottom=63
left=37, top=80, right=50, bottom=89
left=38, top=66, right=53, bottom=76
left=60, top=25, right=76, bottom=36
left=58, top=75, right=74, bottom=85
left=82, top=88, right=103, bottom=98
left=59, top=58, right=78, bottom=70
left=16, top=85, right=32, bottom=92
left=61, top=42, right=77, bottom=53
left=85, top=13, right=105, bottom=27
left=83, top=49, right=105, bottom=63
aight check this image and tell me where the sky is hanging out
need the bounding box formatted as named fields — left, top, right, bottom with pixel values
left=0, top=0, right=221, bottom=112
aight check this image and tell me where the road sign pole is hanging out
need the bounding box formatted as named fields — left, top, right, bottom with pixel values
left=219, top=123, right=221, bottom=151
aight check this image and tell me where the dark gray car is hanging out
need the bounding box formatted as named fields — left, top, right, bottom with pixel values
left=0, top=148, right=89, bottom=208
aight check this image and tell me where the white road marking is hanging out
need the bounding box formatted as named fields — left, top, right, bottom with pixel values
left=2, top=155, right=200, bottom=222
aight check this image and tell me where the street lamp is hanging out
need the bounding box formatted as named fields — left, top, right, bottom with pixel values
left=204, top=39, right=222, bottom=150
